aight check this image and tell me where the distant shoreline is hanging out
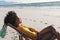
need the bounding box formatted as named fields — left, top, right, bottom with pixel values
left=0, top=6, right=60, bottom=9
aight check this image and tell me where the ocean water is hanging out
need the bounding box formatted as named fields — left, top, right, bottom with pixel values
left=1, top=1, right=60, bottom=8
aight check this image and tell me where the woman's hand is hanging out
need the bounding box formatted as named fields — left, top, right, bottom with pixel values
left=29, top=27, right=38, bottom=33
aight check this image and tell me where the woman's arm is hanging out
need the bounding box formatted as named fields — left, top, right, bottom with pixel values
left=29, top=27, right=38, bottom=33
left=21, top=24, right=38, bottom=33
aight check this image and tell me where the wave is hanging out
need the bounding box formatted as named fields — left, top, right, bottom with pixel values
left=0, top=1, right=60, bottom=7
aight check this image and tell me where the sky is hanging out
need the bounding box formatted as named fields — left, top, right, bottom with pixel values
left=0, top=0, right=60, bottom=3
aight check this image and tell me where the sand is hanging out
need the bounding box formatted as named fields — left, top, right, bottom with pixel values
left=0, top=7, right=60, bottom=40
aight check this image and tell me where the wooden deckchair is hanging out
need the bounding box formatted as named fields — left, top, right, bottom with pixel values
left=8, top=23, right=31, bottom=40
left=8, top=23, right=56, bottom=40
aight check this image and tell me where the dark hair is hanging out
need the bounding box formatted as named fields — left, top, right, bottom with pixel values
left=4, top=11, right=19, bottom=27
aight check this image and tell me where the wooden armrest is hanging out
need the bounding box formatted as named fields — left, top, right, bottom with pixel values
left=8, top=23, right=28, bottom=37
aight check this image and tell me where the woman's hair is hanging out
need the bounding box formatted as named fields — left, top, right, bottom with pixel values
left=4, top=11, right=19, bottom=27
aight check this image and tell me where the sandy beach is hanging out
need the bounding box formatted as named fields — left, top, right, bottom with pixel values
left=0, top=7, right=60, bottom=40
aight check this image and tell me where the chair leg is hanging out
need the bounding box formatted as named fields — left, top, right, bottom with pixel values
left=19, top=35, right=23, bottom=40
left=25, top=37, right=32, bottom=40
left=25, top=37, right=29, bottom=40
